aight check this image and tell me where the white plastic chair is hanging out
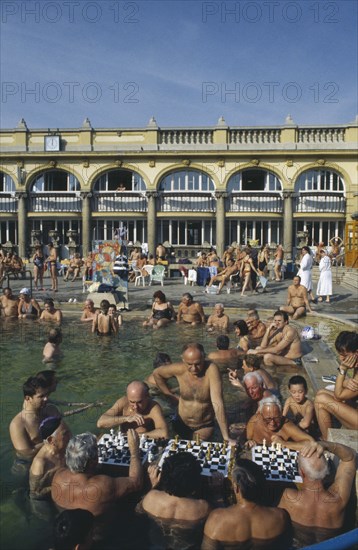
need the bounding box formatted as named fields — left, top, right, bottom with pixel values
left=150, top=265, right=165, bottom=286
left=187, top=268, right=197, bottom=286
left=143, top=264, right=154, bottom=285
left=133, top=267, right=146, bottom=286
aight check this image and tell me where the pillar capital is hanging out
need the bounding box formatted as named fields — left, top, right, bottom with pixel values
left=15, top=192, right=27, bottom=200
left=282, top=190, right=294, bottom=200
left=80, top=191, right=92, bottom=200
left=215, top=191, right=228, bottom=200
left=146, top=191, right=159, bottom=199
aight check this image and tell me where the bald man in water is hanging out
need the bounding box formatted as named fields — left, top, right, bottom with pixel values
left=97, top=380, right=168, bottom=439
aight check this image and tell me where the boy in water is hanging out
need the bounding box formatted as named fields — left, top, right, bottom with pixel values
left=92, top=299, right=118, bottom=335
left=283, top=375, right=318, bottom=437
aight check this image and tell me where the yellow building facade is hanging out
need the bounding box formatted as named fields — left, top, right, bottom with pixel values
left=0, top=116, right=357, bottom=265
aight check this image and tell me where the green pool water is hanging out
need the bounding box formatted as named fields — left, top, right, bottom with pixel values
left=0, top=313, right=352, bottom=550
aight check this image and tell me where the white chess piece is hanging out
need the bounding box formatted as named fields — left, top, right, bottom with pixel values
left=262, top=439, right=267, bottom=450
left=140, top=434, right=146, bottom=447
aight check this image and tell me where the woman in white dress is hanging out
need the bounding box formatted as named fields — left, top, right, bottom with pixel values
left=297, top=246, right=315, bottom=301
left=316, top=249, right=332, bottom=303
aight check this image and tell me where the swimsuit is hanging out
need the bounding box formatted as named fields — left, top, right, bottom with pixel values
left=21, top=302, right=36, bottom=315
left=171, top=413, right=214, bottom=439
left=152, top=306, right=172, bottom=320
left=34, top=257, right=44, bottom=268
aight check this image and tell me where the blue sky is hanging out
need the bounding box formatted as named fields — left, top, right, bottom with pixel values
left=1, top=0, right=357, bottom=128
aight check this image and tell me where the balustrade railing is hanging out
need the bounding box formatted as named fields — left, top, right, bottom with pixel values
left=158, top=192, right=215, bottom=212
left=93, top=192, right=147, bottom=212
left=294, top=192, right=346, bottom=213
left=229, top=128, right=281, bottom=145
left=298, top=127, right=345, bottom=143
left=0, top=194, right=18, bottom=212
left=228, top=192, right=282, bottom=212
left=159, top=129, right=213, bottom=145
left=29, top=193, right=81, bottom=212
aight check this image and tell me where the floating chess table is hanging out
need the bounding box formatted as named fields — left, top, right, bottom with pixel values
left=251, top=441, right=302, bottom=483
left=98, top=430, right=156, bottom=466
left=158, top=438, right=235, bottom=477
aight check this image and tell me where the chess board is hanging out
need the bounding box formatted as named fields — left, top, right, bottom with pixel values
left=252, top=443, right=302, bottom=483
left=98, top=431, right=156, bottom=466
left=158, top=439, right=234, bottom=477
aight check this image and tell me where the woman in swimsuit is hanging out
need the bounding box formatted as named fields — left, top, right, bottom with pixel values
left=143, top=290, right=176, bottom=330
left=32, top=246, right=45, bottom=290
left=45, top=242, right=58, bottom=292
left=240, top=249, right=260, bottom=297
left=18, top=288, right=41, bottom=319
left=257, top=244, right=269, bottom=277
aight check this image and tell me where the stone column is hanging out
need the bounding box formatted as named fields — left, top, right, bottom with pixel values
left=16, top=192, right=27, bottom=258
left=146, top=191, right=158, bottom=257
left=81, top=192, right=92, bottom=256
left=215, top=191, right=227, bottom=257
left=283, top=190, right=294, bottom=263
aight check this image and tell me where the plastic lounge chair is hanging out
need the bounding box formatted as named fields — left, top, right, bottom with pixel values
left=150, top=265, right=165, bottom=286
left=133, top=267, right=146, bottom=287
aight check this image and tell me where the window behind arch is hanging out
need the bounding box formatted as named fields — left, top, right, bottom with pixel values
left=93, top=169, right=146, bottom=192
left=159, top=170, right=215, bottom=192
left=295, top=170, right=345, bottom=193
left=227, top=169, right=282, bottom=192
left=0, top=172, right=16, bottom=193
left=30, top=170, right=80, bottom=192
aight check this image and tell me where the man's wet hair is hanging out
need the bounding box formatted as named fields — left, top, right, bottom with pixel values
left=288, top=375, right=308, bottom=392
left=242, top=354, right=261, bottom=370
left=39, top=416, right=61, bottom=440
left=158, top=452, right=202, bottom=497
left=216, top=335, right=230, bottom=350
left=99, top=299, right=110, bottom=313
left=44, top=298, right=54, bottom=307
left=274, top=310, right=288, bottom=322
left=48, top=327, right=62, bottom=344
left=182, top=292, right=193, bottom=301
left=153, top=352, right=172, bottom=369
left=54, top=509, right=94, bottom=550
left=233, top=459, right=266, bottom=503
left=335, top=331, right=358, bottom=354
left=65, top=433, right=97, bottom=473
left=23, top=376, right=48, bottom=398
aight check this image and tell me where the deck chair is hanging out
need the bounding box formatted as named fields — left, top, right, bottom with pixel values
left=133, top=267, right=146, bottom=286
left=150, top=265, right=165, bottom=286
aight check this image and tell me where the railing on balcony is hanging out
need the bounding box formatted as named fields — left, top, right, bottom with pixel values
left=0, top=194, right=18, bottom=212
left=298, top=127, right=345, bottom=143
left=159, top=129, right=214, bottom=146
left=294, top=192, right=346, bottom=213
left=228, top=192, right=282, bottom=213
left=92, top=192, right=147, bottom=212
left=229, top=128, right=281, bottom=145
left=158, top=192, right=215, bottom=212
left=29, top=193, right=81, bottom=212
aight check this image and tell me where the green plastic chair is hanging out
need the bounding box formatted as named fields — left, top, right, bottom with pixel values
left=150, top=265, right=165, bottom=286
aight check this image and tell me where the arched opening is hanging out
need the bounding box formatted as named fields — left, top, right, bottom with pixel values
left=93, top=169, right=146, bottom=192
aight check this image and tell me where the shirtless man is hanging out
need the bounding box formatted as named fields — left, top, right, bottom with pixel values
left=177, top=293, right=205, bottom=325
left=202, top=459, right=291, bottom=550
left=9, top=376, right=60, bottom=462
left=63, top=253, right=83, bottom=282
left=207, top=259, right=238, bottom=293
left=97, top=380, right=168, bottom=439
left=314, top=330, right=358, bottom=439
left=40, top=298, right=62, bottom=324
left=80, top=299, right=97, bottom=322
left=207, top=335, right=241, bottom=367
left=42, top=328, right=63, bottom=363
left=248, top=310, right=302, bottom=367
left=280, top=275, right=313, bottom=320
left=274, top=244, right=284, bottom=281
left=52, top=430, right=142, bottom=516
left=30, top=417, right=71, bottom=500
left=45, top=242, right=58, bottom=292
left=246, top=397, right=313, bottom=451
left=153, top=343, right=235, bottom=443
left=92, top=299, right=118, bottom=335
left=0, top=287, right=18, bottom=317
left=206, top=303, right=230, bottom=332
left=245, top=310, right=266, bottom=348
left=279, top=440, right=356, bottom=545
left=156, top=243, right=167, bottom=261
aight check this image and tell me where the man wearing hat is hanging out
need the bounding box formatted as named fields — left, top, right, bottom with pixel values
left=30, top=417, right=71, bottom=499
left=18, top=287, right=41, bottom=319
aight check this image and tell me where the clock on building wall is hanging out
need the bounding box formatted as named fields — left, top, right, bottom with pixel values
left=44, top=135, right=60, bottom=152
